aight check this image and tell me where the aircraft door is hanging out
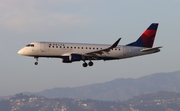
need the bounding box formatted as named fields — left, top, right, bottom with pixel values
left=40, top=42, right=46, bottom=52
left=122, top=46, right=126, bottom=56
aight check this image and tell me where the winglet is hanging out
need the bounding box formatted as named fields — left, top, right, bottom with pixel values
left=111, top=38, right=121, bottom=48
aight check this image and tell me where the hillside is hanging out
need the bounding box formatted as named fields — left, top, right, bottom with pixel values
left=1, top=91, right=180, bottom=111
left=24, top=71, right=180, bottom=101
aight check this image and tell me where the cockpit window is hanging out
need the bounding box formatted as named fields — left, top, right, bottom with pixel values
left=26, top=44, right=30, bottom=47
left=26, top=44, right=34, bottom=47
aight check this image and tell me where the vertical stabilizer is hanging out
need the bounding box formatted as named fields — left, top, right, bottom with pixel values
left=126, top=23, right=158, bottom=48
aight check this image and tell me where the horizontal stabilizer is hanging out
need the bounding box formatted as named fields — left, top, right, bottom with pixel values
left=140, top=46, right=162, bottom=52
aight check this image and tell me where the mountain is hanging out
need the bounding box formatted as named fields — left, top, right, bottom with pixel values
left=2, top=91, right=180, bottom=111
left=24, top=70, right=180, bottom=101
left=126, top=91, right=180, bottom=111
left=0, top=96, right=6, bottom=100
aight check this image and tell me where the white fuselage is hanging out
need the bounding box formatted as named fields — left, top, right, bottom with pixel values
left=18, top=42, right=159, bottom=61
left=17, top=23, right=161, bottom=67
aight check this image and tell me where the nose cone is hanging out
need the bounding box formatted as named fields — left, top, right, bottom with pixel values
left=18, top=49, right=23, bottom=55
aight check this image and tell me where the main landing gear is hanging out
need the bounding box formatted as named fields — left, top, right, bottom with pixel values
left=82, top=61, right=93, bottom=67
left=33, top=57, right=93, bottom=67
left=34, top=57, right=38, bottom=65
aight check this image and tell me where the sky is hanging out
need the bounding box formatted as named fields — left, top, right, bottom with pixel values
left=0, top=0, right=180, bottom=96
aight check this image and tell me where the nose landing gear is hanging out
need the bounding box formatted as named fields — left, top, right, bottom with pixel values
left=35, top=62, right=38, bottom=65
left=34, top=57, right=38, bottom=65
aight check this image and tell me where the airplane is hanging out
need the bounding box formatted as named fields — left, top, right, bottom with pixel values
left=18, top=23, right=162, bottom=67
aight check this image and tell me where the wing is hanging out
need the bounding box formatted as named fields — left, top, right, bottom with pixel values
left=83, top=38, right=121, bottom=58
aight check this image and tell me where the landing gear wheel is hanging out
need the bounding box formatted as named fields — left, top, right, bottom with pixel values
left=34, top=62, right=38, bottom=65
left=82, top=62, right=88, bottom=67
left=88, top=61, right=93, bottom=66
left=34, top=57, right=39, bottom=65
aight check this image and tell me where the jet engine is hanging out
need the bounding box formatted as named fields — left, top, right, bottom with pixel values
left=62, top=54, right=82, bottom=63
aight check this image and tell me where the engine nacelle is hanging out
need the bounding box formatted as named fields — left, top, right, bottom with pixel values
left=62, top=54, right=82, bottom=63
